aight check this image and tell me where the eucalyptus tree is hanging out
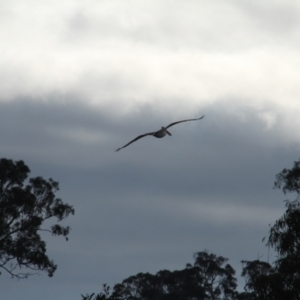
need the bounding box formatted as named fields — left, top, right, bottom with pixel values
left=0, top=158, right=74, bottom=278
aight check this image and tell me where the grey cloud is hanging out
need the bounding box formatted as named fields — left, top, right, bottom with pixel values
left=1, top=98, right=296, bottom=300
left=237, top=1, right=300, bottom=35
left=1, top=1, right=300, bottom=299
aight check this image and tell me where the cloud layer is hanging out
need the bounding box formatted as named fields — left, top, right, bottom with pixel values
left=1, top=1, right=300, bottom=300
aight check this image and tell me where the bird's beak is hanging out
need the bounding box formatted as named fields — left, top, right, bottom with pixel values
left=166, top=130, right=172, bottom=136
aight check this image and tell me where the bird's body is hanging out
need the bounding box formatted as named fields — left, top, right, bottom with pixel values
left=115, top=115, right=204, bottom=152
left=153, top=127, right=172, bottom=138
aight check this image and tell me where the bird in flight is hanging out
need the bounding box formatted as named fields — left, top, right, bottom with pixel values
left=116, top=115, right=205, bottom=152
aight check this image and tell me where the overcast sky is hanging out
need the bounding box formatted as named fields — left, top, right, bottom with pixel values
left=1, top=1, right=300, bottom=299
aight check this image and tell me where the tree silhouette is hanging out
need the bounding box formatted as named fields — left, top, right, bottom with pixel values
left=239, top=260, right=285, bottom=300
left=238, top=159, right=300, bottom=299
left=265, top=159, right=300, bottom=299
left=86, top=251, right=238, bottom=300
left=192, top=251, right=237, bottom=300
left=0, top=158, right=75, bottom=279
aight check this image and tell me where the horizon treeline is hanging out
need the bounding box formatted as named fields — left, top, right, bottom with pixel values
left=82, top=159, right=300, bottom=300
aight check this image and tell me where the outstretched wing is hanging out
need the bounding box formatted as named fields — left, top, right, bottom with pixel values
left=165, top=115, right=205, bottom=129
left=115, top=132, right=155, bottom=152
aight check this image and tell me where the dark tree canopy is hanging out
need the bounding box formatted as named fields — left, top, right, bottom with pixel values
left=0, top=158, right=75, bottom=279
left=85, top=251, right=238, bottom=300
left=239, top=260, right=286, bottom=300
left=265, top=159, right=300, bottom=299
left=192, top=251, right=237, bottom=300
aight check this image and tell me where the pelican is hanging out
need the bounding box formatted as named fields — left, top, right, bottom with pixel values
left=116, top=115, right=205, bottom=152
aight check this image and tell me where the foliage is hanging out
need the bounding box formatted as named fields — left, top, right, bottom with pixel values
left=264, top=159, right=300, bottom=299
left=273, top=160, right=300, bottom=195
left=239, top=260, right=286, bottom=300
left=192, top=251, right=237, bottom=300
left=85, top=251, right=238, bottom=300
left=237, top=159, right=300, bottom=299
left=81, top=284, right=119, bottom=300
left=0, top=158, right=75, bottom=279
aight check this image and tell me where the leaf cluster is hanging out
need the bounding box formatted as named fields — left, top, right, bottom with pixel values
left=0, top=158, right=75, bottom=278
